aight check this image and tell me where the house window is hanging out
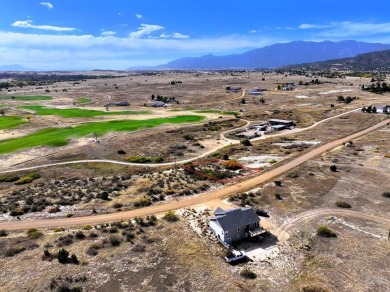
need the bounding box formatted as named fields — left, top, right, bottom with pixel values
left=225, top=231, right=228, bottom=235
left=237, top=234, right=240, bottom=239
left=237, top=227, right=240, bottom=232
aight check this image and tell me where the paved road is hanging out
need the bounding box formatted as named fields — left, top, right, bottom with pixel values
left=0, top=107, right=361, bottom=174
left=0, top=118, right=388, bottom=231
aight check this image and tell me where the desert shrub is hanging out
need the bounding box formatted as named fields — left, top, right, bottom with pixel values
left=89, top=232, right=99, bottom=238
left=152, top=156, right=164, bottom=163
left=223, top=160, right=243, bottom=170
left=240, top=139, right=252, bottom=146
left=329, top=165, right=338, bottom=172
left=335, top=201, right=351, bottom=208
left=382, top=192, right=390, bottom=198
left=5, top=246, right=26, bottom=257
left=117, top=149, right=126, bottom=155
left=133, top=196, right=151, bottom=207
left=54, top=227, right=65, bottom=232
left=82, top=225, right=92, bottom=230
left=15, top=172, right=40, bottom=185
left=57, top=235, right=74, bottom=246
left=274, top=193, right=282, bottom=200
left=75, top=231, right=86, bottom=240
left=112, top=202, right=123, bottom=209
left=183, top=134, right=194, bottom=140
left=222, top=154, right=229, bottom=160
left=300, top=285, right=328, bottom=292
left=48, top=205, right=61, bottom=213
left=0, top=229, right=8, bottom=237
left=86, top=247, right=99, bottom=256
left=274, top=180, right=282, bottom=186
left=255, top=209, right=269, bottom=217
left=10, top=207, right=25, bottom=216
left=0, top=174, right=20, bottom=183
left=27, top=228, right=43, bottom=239
left=163, top=210, right=179, bottom=222
left=109, top=236, right=121, bottom=247
left=126, top=156, right=152, bottom=163
left=240, top=268, right=257, bottom=279
left=131, top=244, right=146, bottom=252
left=124, top=232, right=135, bottom=242
left=317, top=226, right=337, bottom=238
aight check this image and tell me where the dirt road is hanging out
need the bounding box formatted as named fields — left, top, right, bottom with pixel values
left=0, top=118, right=388, bottom=231
left=274, top=208, right=390, bottom=244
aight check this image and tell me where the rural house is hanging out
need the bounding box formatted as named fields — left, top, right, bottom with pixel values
left=209, top=207, right=264, bottom=246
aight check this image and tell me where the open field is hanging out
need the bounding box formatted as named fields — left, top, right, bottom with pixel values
left=0, top=70, right=389, bottom=291
left=0, top=95, right=52, bottom=101
left=19, top=105, right=149, bottom=118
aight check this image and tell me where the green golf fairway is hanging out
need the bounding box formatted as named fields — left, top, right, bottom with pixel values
left=19, top=105, right=149, bottom=118
left=0, top=115, right=204, bottom=154
left=0, top=116, right=27, bottom=130
left=0, top=95, right=52, bottom=101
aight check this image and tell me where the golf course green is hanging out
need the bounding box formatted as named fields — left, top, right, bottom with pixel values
left=0, top=115, right=204, bottom=154
left=0, top=116, right=27, bottom=130
left=19, top=105, right=149, bottom=118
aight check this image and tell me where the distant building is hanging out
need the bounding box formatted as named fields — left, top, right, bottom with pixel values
left=209, top=207, right=264, bottom=246
left=249, top=89, right=263, bottom=96
left=226, top=86, right=242, bottom=93
left=282, top=82, right=295, bottom=91
left=268, top=119, right=296, bottom=128
left=145, top=101, right=167, bottom=107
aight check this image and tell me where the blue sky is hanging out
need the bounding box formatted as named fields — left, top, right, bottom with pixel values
left=1, top=0, right=390, bottom=70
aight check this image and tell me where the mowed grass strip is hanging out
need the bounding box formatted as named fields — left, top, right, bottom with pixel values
left=0, top=95, right=52, bottom=101
left=19, top=105, right=149, bottom=118
left=0, top=116, right=27, bottom=130
left=75, top=98, right=91, bottom=104
left=0, top=115, right=204, bottom=154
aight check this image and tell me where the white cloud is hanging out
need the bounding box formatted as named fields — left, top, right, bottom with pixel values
left=172, top=32, right=189, bottom=39
left=129, top=24, right=164, bottom=38
left=136, top=14, right=143, bottom=19
left=0, top=30, right=273, bottom=69
left=298, top=21, right=390, bottom=38
left=101, top=30, right=116, bottom=36
left=324, top=21, right=390, bottom=37
left=249, top=30, right=257, bottom=33
left=159, top=32, right=189, bottom=39
left=40, top=2, right=53, bottom=9
left=12, top=20, right=76, bottom=32
left=298, top=23, right=333, bottom=29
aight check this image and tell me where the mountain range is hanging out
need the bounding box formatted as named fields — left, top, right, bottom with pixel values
left=281, top=49, right=390, bottom=71
left=155, top=41, right=390, bottom=70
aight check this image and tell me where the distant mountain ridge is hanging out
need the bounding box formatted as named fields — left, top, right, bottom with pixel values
left=281, top=49, right=390, bottom=71
left=156, top=41, right=390, bottom=70
left=0, top=64, right=27, bottom=71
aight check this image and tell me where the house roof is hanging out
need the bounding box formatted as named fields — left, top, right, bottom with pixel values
left=210, top=207, right=259, bottom=231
